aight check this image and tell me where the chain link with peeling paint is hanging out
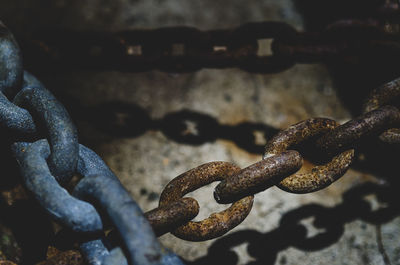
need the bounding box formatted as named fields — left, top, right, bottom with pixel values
left=1, top=17, right=400, bottom=264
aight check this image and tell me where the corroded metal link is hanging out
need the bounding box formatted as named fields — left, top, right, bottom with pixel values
left=263, top=118, right=338, bottom=157
left=363, top=77, right=400, bottom=143
left=159, top=162, right=254, bottom=241
left=22, top=19, right=398, bottom=73
left=24, top=22, right=297, bottom=73
left=265, top=118, right=355, bottom=193
left=214, top=151, right=302, bottom=204
left=144, top=198, right=200, bottom=237
left=317, top=105, right=400, bottom=154
left=277, top=150, right=354, bottom=194
left=363, top=77, right=400, bottom=113
left=379, top=128, right=400, bottom=143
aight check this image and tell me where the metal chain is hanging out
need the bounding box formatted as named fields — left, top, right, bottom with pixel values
left=20, top=19, right=400, bottom=73
left=1, top=21, right=183, bottom=265
left=1, top=18, right=400, bottom=264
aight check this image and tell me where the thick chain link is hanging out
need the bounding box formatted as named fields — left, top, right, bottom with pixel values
left=1, top=21, right=183, bottom=265
left=1, top=17, right=400, bottom=264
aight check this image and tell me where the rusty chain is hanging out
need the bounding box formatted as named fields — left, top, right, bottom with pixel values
left=151, top=99, right=400, bottom=242
left=1, top=16, right=400, bottom=264
left=20, top=19, right=400, bottom=73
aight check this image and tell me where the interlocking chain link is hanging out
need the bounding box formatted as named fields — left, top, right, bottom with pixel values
left=363, top=77, right=400, bottom=143
left=21, top=19, right=400, bottom=73
left=1, top=17, right=400, bottom=264
left=1, top=21, right=183, bottom=265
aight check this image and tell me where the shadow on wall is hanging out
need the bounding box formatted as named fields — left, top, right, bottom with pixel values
left=59, top=97, right=279, bottom=155
left=186, top=181, right=400, bottom=265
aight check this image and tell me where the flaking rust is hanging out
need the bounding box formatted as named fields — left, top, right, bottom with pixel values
left=363, top=78, right=400, bottom=143
left=317, top=105, right=400, bottom=153
left=265, top=118, right=355, bottom=193
left=214, top=151, right=302, bottom=203
left=159, top=162, right=254, bottom=241
left=145, top=198, right=200, bottom=237
left=277, top=149, right=354, bottom=193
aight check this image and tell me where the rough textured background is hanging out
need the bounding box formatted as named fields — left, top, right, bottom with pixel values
left=0, top=1, right=399, bottom=265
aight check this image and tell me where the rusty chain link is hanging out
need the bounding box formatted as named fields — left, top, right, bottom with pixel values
left=363, top=77, right=400, bottom=143
left=20, top=19, right=400, bottom=73
left=2, top=15, right=400, bottom=264
left=160, top=99, right=400, bottom=242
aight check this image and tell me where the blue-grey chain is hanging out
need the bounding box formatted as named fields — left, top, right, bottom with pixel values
left=0, top=20, right=184, bottom=265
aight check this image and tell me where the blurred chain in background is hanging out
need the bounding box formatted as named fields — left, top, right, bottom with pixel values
left=18, top=19, right=400, bottom=74
left=1, top=1, right=400, bottom=264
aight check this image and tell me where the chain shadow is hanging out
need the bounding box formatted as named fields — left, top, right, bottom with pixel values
left=59, top=95, right=400, bottom=187
left=186, top=181, right=400, bottom=265
left=57, top=96, right=279, bottom=155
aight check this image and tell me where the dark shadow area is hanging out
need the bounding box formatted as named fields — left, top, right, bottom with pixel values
left=0, top=194, right=53, bottom=263
left=56, top=96, right=279, bottom=155
left=58, top=96, right=400, bottom=188
left=0, top=198, right=54, bottom=265
left=0, top=138, right=54, bottom=265
left=186, top=181, right=400, bottom=265
left=293, top=0, right=398, bottom=31
left=293, top=0, right=400, bottom=115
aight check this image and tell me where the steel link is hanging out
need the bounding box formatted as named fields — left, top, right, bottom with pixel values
left=74, top=174, right=165, bottom=265
left=0, top=69, right=78, bottom=184
left=13, top=78, right=79, bottom=183
left=0, top=21, right=23, bottom=97
left=0, top=71, right=50, bottom=138
left=0, top=23, right=36, bottom=136
left=159, top=162, right=254, bottom=241
left=75, top=143, right=184, bottom=264
left=12, top=140, right=103, bottom=233
left=80, top=239, right=109, bottom=265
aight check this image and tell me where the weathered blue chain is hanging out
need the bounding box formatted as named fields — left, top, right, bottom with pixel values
left=3, top=16, right=400, bottom=264
left=0, top=21, right=183, bottom=265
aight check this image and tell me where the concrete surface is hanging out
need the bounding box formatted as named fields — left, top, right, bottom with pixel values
left=0, top=1, right=399, bottom=265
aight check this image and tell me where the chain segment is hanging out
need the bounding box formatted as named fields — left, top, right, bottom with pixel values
left=1, top=18, right=400, bottom=264
left=264, top=118, right=354, bottom=194
left=159, top=162, right=254, bottom=242
left=1, top=21, right=183, bottom=265
left=363, top=77, right=400, bottom=143
left=21, top=19, right=400, bottom=73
